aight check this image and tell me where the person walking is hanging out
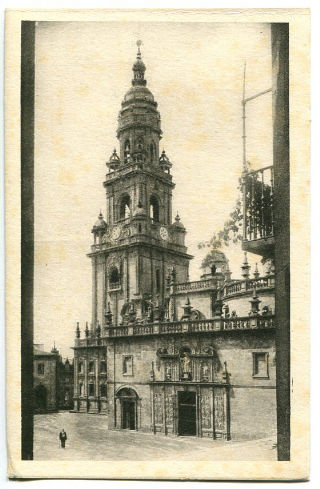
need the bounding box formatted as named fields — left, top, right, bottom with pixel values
left=59, top=429, right=67, bottom=448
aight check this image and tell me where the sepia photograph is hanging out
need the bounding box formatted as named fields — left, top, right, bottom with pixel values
left=5, top=8, right=310, bottom=480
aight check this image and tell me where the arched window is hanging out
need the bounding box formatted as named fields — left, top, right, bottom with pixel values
left=149, top=195, right=160, bottom=222
left=136, top=137, right=144, bottom=152
left=150, top=143, right=154, bottom=162
left=109, top=267, right=119, bottom=285
left=124, top=140, right=130, bottom=160
left=120, top=194, right=131, bottom=219
left=79, top=383, right=83, bottom=396
left=134, top=138, right=144, bottom=163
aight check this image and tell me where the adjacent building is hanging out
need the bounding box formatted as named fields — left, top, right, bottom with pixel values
left=34, top=344, right=73, bottom=413
left=72, top=43, right=276, bottom=441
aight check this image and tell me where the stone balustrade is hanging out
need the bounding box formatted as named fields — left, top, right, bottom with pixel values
left=105, top=315, right=275, bottom=338
left=104, top=161, right=172, bottom=183
left=222, top=275, right=275, bottom=299
left=175, top=278, right=221, bottom=293
left=109, top=282, right=121, bottom=291
left=104, top=162, right=139, bottom=182
left=90, top=231, right=187, bottom=254
left=133, top=324, right=154, bottom=335
left=159, top=322, right=183, bottom=334
left=171, top=274, right=274, bottom=297
left=74, top=314, right=275, bottom=345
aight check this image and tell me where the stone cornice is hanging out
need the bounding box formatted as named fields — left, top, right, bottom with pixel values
left=87, top=240, right=193, bottom=260
left=103, top=165, right=174, bottom=188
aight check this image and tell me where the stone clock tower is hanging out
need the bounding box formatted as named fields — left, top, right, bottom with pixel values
left=89, top=42, right=192, bottom=330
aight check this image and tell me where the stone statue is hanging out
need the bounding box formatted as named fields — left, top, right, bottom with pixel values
left=202, top=363, right=209, bottom=381
left=165, top=364, right=172, bottom=380
left=181, top=353, right=191, bottom=376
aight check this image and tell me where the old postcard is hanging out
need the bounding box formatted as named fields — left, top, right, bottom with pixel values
left=5, top=8, right=309, bottom=480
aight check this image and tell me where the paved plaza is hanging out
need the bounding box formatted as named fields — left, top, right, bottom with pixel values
left=34, top=412, right=276, bottom=461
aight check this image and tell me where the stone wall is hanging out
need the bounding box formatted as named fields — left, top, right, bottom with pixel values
left=33, top=356, right=58, bottom=412
left=105, top=329, right=276, bottom=440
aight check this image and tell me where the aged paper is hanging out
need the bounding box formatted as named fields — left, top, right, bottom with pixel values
left=5, top=8, right=309, bottom=480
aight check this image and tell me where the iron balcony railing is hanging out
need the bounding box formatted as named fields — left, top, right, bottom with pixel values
left=243, top=166, right=274, bottom=242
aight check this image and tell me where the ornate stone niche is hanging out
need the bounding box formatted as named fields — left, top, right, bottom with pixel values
left=155, top=345, right=218, bottom=383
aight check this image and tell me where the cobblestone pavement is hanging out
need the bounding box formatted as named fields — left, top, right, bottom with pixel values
left=34, top=412, right=277, bottom=461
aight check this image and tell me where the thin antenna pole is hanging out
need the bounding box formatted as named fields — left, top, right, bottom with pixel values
left=242, top=61, right=247, bottom=172
left=240, top=61, right=271, bottom=243
left=242, top=62, right=247, bottom=242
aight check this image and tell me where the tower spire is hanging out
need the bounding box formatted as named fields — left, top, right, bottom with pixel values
left=132, top=40, right=146, bottom=87
left=137, top=39, right=142, bottom=58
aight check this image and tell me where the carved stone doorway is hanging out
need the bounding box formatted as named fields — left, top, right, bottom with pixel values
left=122, top=400, right=136, bottom=430
left=117, top=388, right=138, bottom=430
left=178, top=391, right=196, bottom=436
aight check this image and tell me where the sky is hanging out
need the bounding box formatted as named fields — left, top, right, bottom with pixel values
left=34, top=21, right=273, bottom=358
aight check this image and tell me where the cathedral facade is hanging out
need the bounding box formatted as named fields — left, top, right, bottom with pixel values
left=72, top=43, right=276, bottom=441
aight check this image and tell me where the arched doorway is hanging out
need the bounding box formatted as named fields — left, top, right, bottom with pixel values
left=34, top=384, right=47, bottom=411
left=116, top=387, right=138, bottom=430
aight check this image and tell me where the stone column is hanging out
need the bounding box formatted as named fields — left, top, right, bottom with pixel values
left=91, top=257, right=97, bottom=331
left=272, top=22, right=290, bottom=461
left=74, top=358, right=78, bottom=395
left=95, top=359, right=99, bottom=397
left=84, top=358, right=88, bottom=397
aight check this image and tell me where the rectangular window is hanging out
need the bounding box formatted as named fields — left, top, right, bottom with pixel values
left=100, top=384, right=107, bottom=397
left=252, top=352, right=269, bottom=378
left=37, top=363, right=44, bottom=375
left=88, top=383, right=95, bottom=396
left=123, top=355, right=133, bottom=376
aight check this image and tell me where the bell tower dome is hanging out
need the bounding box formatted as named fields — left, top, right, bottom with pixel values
left=117, top=40, right=162, bottom=165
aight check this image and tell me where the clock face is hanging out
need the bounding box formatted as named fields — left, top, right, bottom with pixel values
left=111, top=226, right=121, bottom=241
left=159, top=226, right=169, bottom=241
